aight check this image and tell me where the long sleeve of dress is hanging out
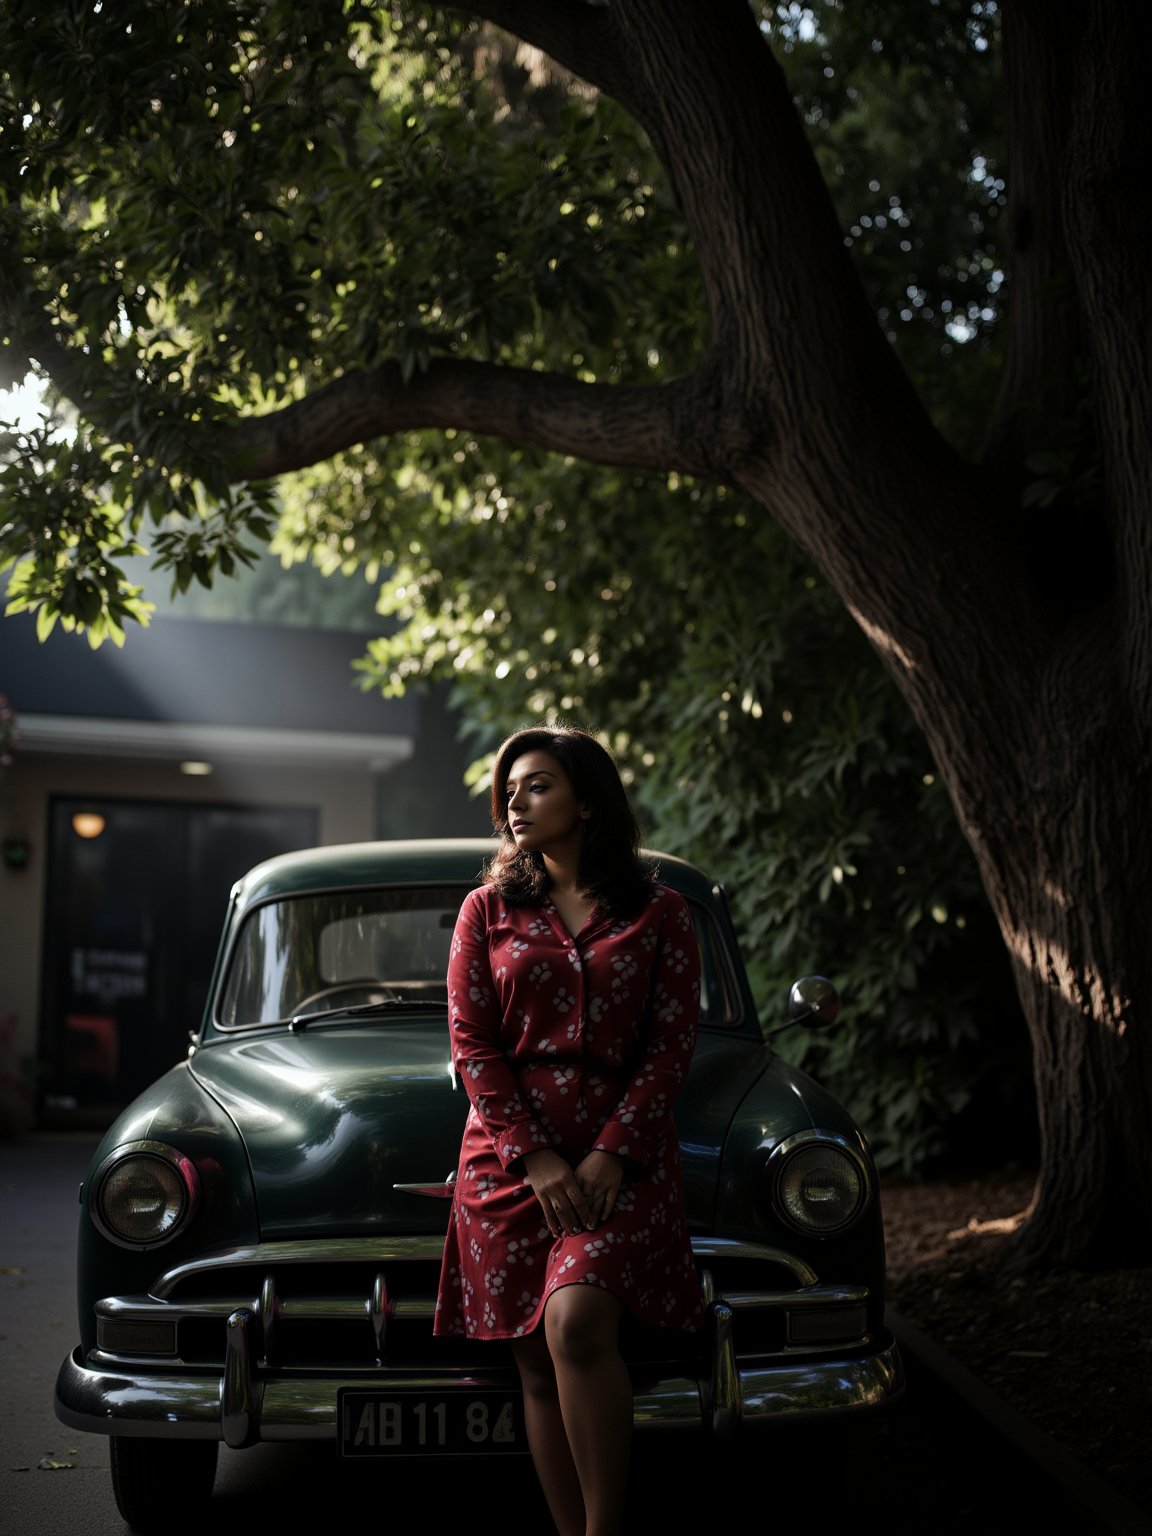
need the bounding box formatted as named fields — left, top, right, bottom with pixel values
left=446, top=887, right=551, bottom=1169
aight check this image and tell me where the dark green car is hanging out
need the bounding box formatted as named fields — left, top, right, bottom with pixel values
left=54, top=838, right=904, bottom=1528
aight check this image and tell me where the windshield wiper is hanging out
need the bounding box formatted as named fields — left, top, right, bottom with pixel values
left=288, top=998, right=447, bottom=1030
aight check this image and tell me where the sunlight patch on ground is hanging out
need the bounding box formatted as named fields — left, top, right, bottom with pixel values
left=947, top=1210, right=1029, bottom=1240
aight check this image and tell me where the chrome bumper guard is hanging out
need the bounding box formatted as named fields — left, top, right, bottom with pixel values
left=55, top=1235, right=905, bottom=1447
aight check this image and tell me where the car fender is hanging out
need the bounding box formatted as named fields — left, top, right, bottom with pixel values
left=74, top=1061, right=258, bottom=1354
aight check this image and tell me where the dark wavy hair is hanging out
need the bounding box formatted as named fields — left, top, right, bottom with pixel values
left=485, top=724, right=655, bottom=917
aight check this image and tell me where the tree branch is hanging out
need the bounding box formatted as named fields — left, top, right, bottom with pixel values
left=1063, top=1, right=1152, bottom=503
left=442, top=0, right=640, bottom=110
left=984, top=2, right=1088, bottom=468
left=1063, top=0, right=1152, bottom=688
left=451, top=2, right=919, bottom=400
left=594, top=3, right=937, bottom=447
left=229, top=358, right=714, bottom=482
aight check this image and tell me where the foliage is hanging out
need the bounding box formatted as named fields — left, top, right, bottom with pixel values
left=768, top=0, right=1005, bottom=452
left=0, top=0, right=1034, bottom=1170
left=347, top=444, right=1030, bottom=1172
left=111, top=542, right=385, bottom=630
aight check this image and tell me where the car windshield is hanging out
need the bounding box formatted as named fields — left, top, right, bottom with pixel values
left=215, top=882, right=742, bottom=1029
left=217, top=884, right=467, bottom=1027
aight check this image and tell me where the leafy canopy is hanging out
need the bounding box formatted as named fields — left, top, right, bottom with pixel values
left=0, top=1, right=1029, bottom=1168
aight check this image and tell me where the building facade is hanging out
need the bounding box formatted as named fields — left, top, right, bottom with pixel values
left=0, top=613, right=483, bottom=1132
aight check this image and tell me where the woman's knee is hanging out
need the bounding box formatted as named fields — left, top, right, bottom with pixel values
left=543, top=1287, right=623, bottom=1366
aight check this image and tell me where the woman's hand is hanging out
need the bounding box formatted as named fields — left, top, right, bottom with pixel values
left=521, top=1149, right=593, bottom=1236
left=574, top=1149, right=625, bottom=1228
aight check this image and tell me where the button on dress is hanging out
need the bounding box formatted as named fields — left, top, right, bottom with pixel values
left=434, top=882, right=706, bottom=1340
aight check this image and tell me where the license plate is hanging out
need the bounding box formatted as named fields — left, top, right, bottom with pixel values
left=339, top=1387, right=527, bottom=1457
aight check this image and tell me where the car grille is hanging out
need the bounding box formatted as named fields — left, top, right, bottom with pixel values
left=92, top=1235, right=873, bottom=1374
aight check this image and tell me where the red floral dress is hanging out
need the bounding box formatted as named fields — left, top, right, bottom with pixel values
left=434, top=881, right=706, bottom=1340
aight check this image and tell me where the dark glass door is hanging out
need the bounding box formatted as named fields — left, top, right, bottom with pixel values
left=40, top=797, right=317, bottom=1122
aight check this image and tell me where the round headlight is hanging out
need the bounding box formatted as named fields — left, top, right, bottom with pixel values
left=770, top=1132, right=870, bottom=1236
left=89, top=1141, right=200, bottom=1249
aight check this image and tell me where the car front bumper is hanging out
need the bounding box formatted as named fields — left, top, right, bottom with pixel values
left=55, top=1325, right=904, bottom=1448
left=56, top=1234, right=904, bottom=1447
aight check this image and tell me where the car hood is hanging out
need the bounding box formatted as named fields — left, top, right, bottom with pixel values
left=190, top=1021, right=468, bottom=1239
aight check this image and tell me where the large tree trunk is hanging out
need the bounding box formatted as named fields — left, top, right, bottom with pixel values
left=920, top=3, right=1152, bottom=1268
left=596, top=0, right=1152, bottom=1269
left=993, top=791, right=1152, bottom=1269
left=897, top=573, right=1152, bottom=1270
left=730, top=421, right=1152, bottom=1268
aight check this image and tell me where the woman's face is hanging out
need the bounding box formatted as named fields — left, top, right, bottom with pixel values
left=503, top=749, right=589, bottom=862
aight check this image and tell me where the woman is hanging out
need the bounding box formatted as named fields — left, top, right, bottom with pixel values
left=434, top=723, right=705, bottom=1536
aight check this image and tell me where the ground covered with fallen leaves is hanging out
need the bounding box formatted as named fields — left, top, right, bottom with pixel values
left=881, top=1167, right=1152, bottom=1517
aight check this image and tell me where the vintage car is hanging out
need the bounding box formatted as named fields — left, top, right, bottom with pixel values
left=55, top=838, right=904, bottom=1528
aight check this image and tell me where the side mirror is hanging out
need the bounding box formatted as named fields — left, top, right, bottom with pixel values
left=763, top=976, right=841, bottom=1041
left=787, top=975, right=840, bottom=1029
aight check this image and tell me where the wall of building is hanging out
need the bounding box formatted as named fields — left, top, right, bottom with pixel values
left=0, top=750, right=379, bottom=1134
left=0, top=607, right=488, bottom=1133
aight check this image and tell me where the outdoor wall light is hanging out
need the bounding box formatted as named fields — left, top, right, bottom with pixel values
left=180, top=761, right=213, bottom=776
left=71, top=812, right=106, bottom=839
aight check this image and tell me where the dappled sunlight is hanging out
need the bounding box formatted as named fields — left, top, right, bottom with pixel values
left=0, top=372, right=50, bottom=431
left=854, top=613, right=918, bottom=673
left=1002, top=922, right=1129, bottom=1039
left=882, top=1170, right=1038, bottom=1274
left=946, top=1208, right=1029, bottom=1242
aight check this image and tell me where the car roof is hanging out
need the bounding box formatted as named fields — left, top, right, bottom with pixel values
left=229, top=837, right=723, bottom=909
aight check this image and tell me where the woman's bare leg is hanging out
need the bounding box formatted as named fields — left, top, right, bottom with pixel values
left=511, top=1331, right=585, bottom=1536
left=543, top=1286, right=631, bottom=1536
